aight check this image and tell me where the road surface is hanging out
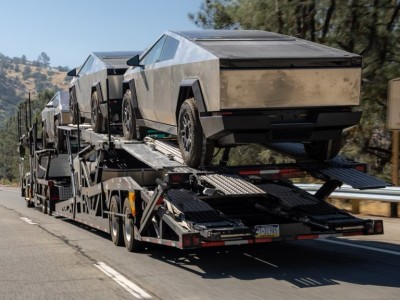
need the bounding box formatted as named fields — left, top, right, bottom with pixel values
left=0, top=186, right=399, bottom=300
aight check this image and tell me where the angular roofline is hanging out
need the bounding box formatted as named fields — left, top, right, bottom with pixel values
left=170, top=30, right=294, bottom=41
left=92, top=51, right=142, bottom=60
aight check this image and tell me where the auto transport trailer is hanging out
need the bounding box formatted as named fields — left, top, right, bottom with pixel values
left=19, top=122, right=388, bottom=252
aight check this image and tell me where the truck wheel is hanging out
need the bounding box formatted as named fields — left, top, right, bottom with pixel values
left=54, top=119, right=65, bottom=152
left=70, top=91, right=78, bottom=124
left=109, top=195, right=124, bottom=246
left=42, top=124, right=47, bottom=149
left=304, top=139, right=341, bottom=160
left=122, top=90, right=145, bottom=140
left=122, top=198, right=144, bottom=252
left=26, top=199, right=34, bottom=208
left=91, top=91, right=103, bottom=133
left=178, top=98, right=213, bottom=167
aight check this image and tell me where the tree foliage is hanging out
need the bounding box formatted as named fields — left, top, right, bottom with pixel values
left=0, top=90, right=54, bottom=184
left=37, top=52, right=51, bottom=68
left=190, top=0, right=400, bottom=180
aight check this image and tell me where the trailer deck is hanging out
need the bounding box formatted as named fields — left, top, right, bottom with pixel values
left=21, top=124, right=387, bottom=251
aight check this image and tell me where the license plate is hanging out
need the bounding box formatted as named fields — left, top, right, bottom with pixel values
left=254, top=224, right=280, bottom=238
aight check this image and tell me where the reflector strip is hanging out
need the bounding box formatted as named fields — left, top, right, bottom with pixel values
left=297, top=234, right=320, bottom=240
left=342, top=231, right=364, bottom=237
left=239, top=168, right=303, bottom=176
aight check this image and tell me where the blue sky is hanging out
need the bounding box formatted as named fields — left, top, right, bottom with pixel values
left=0, top=0, right=203, bottom=68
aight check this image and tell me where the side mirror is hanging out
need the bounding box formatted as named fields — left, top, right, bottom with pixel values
left=67, top=68, right=78, bottom=77
left=127, top=55, right=141, bottom=67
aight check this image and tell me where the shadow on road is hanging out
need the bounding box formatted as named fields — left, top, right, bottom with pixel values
left=144, top=239, right=400, bottom=289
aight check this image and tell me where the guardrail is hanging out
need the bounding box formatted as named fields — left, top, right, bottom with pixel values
left=296, top=183, right=399, bottom=217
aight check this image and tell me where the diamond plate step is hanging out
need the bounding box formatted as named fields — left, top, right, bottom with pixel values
left=199, top=174, right=266, bottom=195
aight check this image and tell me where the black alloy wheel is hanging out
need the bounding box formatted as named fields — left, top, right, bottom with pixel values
left=91, top=91, right=103, bottom=133
left=177, top=98, right=214, bottom=167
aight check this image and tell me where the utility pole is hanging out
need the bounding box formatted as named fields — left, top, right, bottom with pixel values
left=391, top=130, right=399, bottom=217
left=387, top=79, right=400, bottom=217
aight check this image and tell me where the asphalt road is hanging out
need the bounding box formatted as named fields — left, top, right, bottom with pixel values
left=1, top=186, right=399, bottom=300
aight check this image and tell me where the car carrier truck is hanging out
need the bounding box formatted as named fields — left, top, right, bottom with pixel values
left=19, top=117, right=387, bottom=252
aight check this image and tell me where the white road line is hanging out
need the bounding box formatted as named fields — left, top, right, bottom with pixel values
left=94, top=262, right=152, bottom=299
left=20, top=217, right=37, bottom=225
left=320, top=239, right=400, bottom=256
left=243, top=253, right=279, bottom=268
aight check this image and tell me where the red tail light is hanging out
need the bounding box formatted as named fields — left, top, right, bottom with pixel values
left=182, top=235, right=191, bottom=248
left=355, top=165, right=366, bottom=172
left=182, top=234, right=201, bottom=248
left=373, top=220, right=384, bottom=234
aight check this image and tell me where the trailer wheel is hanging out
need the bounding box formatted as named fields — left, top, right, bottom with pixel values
left=109, top=195, right=124, bottom=246
left=47, top=199, right=53, bottom=216
left=122, top=90, right=146, bottom=140
left=26, top=199, right=34, bottom=208
left=91, top=91, right=103, bottom=133
left=178, top=98, right=214, bottom=167
left=41, top=199, right=47, bottom=214
left=122, top=198, right=143, bottom=252
left=304, top=139, right=341, bottom=161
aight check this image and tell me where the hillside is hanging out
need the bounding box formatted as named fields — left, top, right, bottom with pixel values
left=0, top=53, right=70, bottom=124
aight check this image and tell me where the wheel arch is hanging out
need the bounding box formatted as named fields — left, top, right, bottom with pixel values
left=91, top=82, right=103, bottom=102
left=175, top=79, right=207, bottom=122
left=124, top=79, right=143, bottom=119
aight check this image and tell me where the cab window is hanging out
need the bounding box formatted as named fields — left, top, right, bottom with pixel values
left=159, top=36, right=179, bottom=61
left=52, top=95, right=60, bottom=107
left=140, top=35, right=167, bottom=65
left=78, top=55, right=95, bottom=75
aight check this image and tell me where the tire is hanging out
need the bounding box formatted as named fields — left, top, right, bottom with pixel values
left=54, top=119, right=65, bottom=152
left=42, top=198, right=47, bottom=214
left=70, top=91, right=78, bottom=124
left=109, top=195, right=124, bottom=246
left=122, top=197, right=144, bottom=252
left=304, top=139, right=341, bottom=161
left=177, top=98, right=214, bottom=167
left=47, top=199, right=53, bottom=216
left=42, top=124, right=47, bottom=149
left=121, top=90, right=146, bottom=140
left=26, top=199, right=34, bottom=208
left=91, top=91, right=103, bottom=133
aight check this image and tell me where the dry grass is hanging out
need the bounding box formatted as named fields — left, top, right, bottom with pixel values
left=5, top=64, right=69, bottom=97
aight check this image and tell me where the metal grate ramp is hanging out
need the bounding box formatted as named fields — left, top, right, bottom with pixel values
left=266, top=143, right=389, bottom=189
left=200, top=174, right=266, bottom=195
left=258, top=183, right=343, bottom=216
left=167, top=190, right=224, bottom=223
left=121, top=143, right=184, bottom=170
left=318, top=167, right=388, bottom=190
left=266, top=142, right=310, bottom=160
